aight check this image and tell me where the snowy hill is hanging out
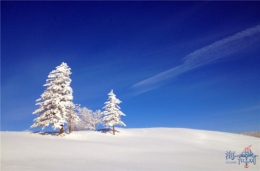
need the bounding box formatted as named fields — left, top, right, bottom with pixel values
left=1, top=128, right=259, bottom=170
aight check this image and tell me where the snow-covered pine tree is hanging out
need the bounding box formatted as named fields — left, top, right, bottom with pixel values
left=31, top=62, right=80, bottom=135
left=102, top=90, right=126, bottom=135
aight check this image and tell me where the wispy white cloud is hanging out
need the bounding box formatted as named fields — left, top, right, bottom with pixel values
left=230, top=105, right=260, bottom=114
left=132, top=25, right=260, bottom=95
left=210, top=105, right=260, bottom=117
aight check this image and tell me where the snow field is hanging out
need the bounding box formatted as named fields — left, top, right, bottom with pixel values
left=1, top=128, right=259, bottom=171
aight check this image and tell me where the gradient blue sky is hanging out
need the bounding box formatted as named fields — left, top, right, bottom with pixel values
left=2, top=1, right=260, bottom=133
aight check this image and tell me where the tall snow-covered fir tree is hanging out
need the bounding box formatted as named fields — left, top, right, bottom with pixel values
left=31, top=62, right=80, bottom=134
left=102, top=90, right=126, bottom=135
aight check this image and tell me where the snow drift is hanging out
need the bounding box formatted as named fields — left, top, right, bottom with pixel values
left=1, top=128, right=259, bottom=170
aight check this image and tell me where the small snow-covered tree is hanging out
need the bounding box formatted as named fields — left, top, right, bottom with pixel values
left=73, top=107, right=102, bottom=131
left=31, top=62, right=80, bottom=134
left=90, top=110, right=103, bottom=130
left=102, top=90, right=126, bottom=135
left=68, top=104, right=81, bottom=134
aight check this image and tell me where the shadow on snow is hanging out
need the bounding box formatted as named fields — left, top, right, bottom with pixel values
left=97, top=128, right=120, bottom=134
left=29, top=128, right=120, bottom=136
left=30, top=131, right=60, bottom=136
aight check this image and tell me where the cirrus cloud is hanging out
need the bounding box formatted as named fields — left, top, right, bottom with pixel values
left=132, top=25, right=260, bottom=95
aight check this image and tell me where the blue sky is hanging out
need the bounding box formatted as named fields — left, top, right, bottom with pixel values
left=2, top=1, right=260, bottom=133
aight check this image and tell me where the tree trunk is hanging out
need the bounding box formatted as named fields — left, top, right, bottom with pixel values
left=69, top=111, right=72, bottom=134
left=69, top=108, right=73, bottom=134
left=69, top=123, right=72, bottom=133
left=59, top=125, right=64, bottom=135
left=113, top=125, right=115, bottom=135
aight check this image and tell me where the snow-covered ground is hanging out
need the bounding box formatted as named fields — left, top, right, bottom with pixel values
left=1, top=128, right=259, bottom=171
